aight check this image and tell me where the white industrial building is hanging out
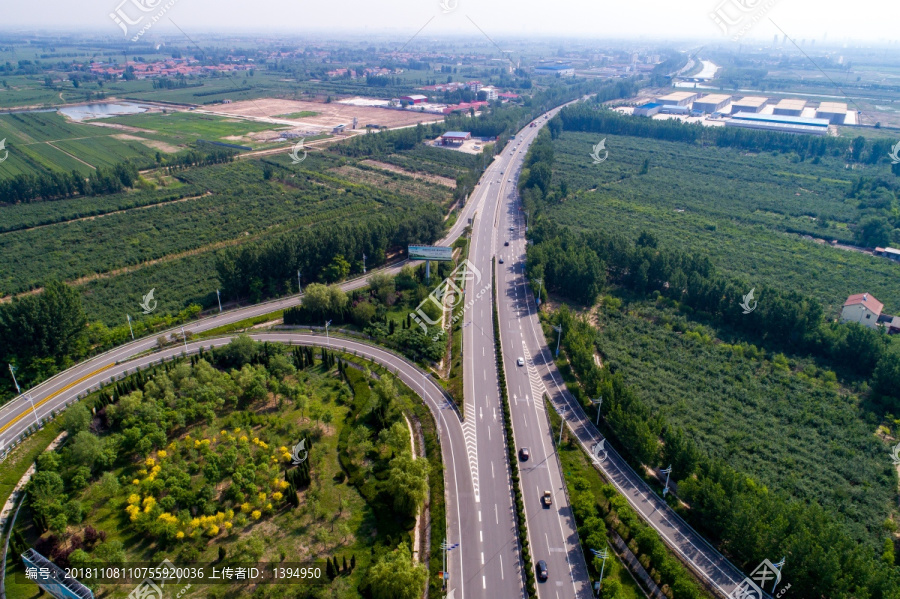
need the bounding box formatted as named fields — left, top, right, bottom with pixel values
left=773, top=98, right=807, bottom=116
left=692, top=94, right=732, bottom=113
left=816, top=102, right=848, bottom=124
left=655, top=91, right=698, bottom=107
left=730, top=96, right=768, bottom=114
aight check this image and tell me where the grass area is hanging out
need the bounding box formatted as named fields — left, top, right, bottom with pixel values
left=199, top=310, right=285, bottom=338
left=0, top=422, right=63, bottom=517
left=275, top=111, right=319, bottom=119
left=103, top=111, right=278, bottom=147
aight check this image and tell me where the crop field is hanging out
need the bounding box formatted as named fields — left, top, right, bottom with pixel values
left=545, top=130, right=900, bottom=314
left=0, top=112, right=160, bottom=179
left=102, top=111, right=279, bottom=147
left=593, top=294, right=895, bottom=542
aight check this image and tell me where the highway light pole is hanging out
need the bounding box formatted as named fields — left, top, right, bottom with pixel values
left=439, top=540, right=458, bottom=591
left=8, top=364, right=21, bottom=394
left=216, top=289, right=222, bottom=313
left=297, top=270, right=302, bottom=294
left=180, top=326, right=188, bottom=353
left=127, top=314, right=134, bottom=340
left=362, top=253, right=366, bottom=274
left=591, top=396, right=603, bottom=426
left=589, top=548, right=609, bottom=596
left=558, top=405, right=566, bottom=447
left=553, top=324, right=562, bottom=357
left=325, top=320, right=332, bottom=345
left=534, top=278, right=543, bottom=306
left=661, top=465, right=673, bottom=497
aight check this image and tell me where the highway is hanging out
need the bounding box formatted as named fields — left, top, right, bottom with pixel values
left=494, top=149, right=751, bottom=597
left=464, top=110, right=591, bottom=599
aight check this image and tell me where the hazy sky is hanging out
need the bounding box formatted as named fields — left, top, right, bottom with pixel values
left=2, top=0, right=897, bottom=44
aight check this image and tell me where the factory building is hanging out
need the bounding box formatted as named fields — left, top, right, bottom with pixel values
left=772, top=98, right=807, bottom=116
left=726, top=112, right=829, bottom=135
left=634, top=102, right=662, bottom=117
left=730, top=96, right=768, bottom=114
left=439, top=131, right=472, bottom=145
left=816, top=102, right=848, bottom=124
left=692, top=94, right=732, bottom=113
left=534, top=63, right=575, bottom=77
left=654, top=91, right=698, bottom=107
left=400, top=94, right=428, bottom=104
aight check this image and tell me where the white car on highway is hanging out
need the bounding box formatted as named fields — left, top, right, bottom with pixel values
left=517, top=357, right=524, bottom=366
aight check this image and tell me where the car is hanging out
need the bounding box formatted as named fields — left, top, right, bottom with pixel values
left=536, top=560, right=548, bottom=582
left=509, top=226, right=514, bottom=231
left=498, top=258, right=504, bottom=264
left=508, top=179, right=511, bottom=182
left=541, top=490, right=552, bottom=508
left=504, top=241, right=509, bottom=246
left=518, top=447, right=530, bottom=461
left=517, top=357, right=524, bottom=366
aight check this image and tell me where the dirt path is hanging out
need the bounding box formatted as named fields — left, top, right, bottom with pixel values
left=361, top=160, right=456, bottom=188
left=46, top=141, right=97, bottom=170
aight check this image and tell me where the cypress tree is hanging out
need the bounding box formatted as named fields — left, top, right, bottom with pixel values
left=350, top=555, right=356, bottom=571
left=342, top=556, right=348, bottom=572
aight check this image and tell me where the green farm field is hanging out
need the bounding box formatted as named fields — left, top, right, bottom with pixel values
left=543, top=130, right=900, bottom=314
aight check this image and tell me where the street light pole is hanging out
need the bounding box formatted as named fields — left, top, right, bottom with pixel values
left=363, top=253, right=366, bottom=274
left=180, top=326, right=188, bottom=353
left=661, top=465, right=673, bottom=497
left=297, top=270, right=302, bottom=294
left=216, top=289, right=222, bottom=313
left=592, top=396, right=603, bottom=426
left=553, top=324, right=562, bottom=357
left=589, top=548, right=610, bottom=596
left=558, top=406, right=566, bottom=447
left=534, top=278, right=543, bottom=306
left=127, top=314, right=134, bottom=340
left=8, top=364, right=21, bottom=395
left=325, top=320, right=332, bottom=345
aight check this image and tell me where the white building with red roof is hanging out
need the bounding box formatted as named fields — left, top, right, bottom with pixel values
left=840, top=293, right=884, bottom=328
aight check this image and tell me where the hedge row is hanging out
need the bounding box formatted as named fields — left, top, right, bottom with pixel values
left=491, top=259, right=538, bottom=598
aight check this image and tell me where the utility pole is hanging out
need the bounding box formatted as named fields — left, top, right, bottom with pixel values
left=589, top=548, right=609, bottom=596
left=661, top=465, right=673, bottom=497
left=127, top=314, right=134, bottom=340
left=216, top=289, right=222, bottom=313
left=8, top=364, right=21, bottom=395
left=553, top=324, right=562, bottom=357
left=592, top=396, right=603, bottom=426
left=325, top=320, right=332, bottom=344
left=180, top=326, right=188, bottom=353
left=557, top=406, right=566, bottom=447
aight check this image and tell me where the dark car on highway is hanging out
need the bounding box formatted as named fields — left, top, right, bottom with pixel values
left=536, top=560, right=548, bottom=582
left=518, top=447, right=530, bottom=461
